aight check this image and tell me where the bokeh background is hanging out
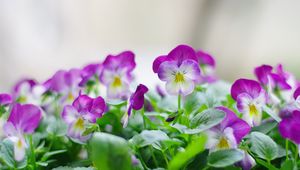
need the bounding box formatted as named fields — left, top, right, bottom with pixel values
left=1, top=0, right=300, bottom=92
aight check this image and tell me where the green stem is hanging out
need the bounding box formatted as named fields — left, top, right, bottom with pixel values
left=286, top=139, right=289, bottom=160
left=295, top=143, right=298, bottom=163
left=150, top=146, right=159, bottom=167
left=141, top=106, right=146, bottom=129
left=162, top=151, right=169, bottom=167
left=29, top=135, right=36, bottom=170
left=178, top=94, right=181, bottom=113
left=137, top=149, right=148, bottom=170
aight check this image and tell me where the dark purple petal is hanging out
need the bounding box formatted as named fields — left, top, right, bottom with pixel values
left=87, top=96, right=106, bottom=123
left=79, top=63, right=102, bottom=86
left=294, top=87, right=300, bottom=100
left=152, top=55, right=170, bottom=73
left=254, top=65, right=273, bottom=85
left=168, top=45, right=198, bottom=66
left=130, top=84, right=149, bottom=110
left=0, top=93, right=12, bottom=106
left=217, top=107, right=251, bottom=143
left=279, top=110, right=300, bottom=144
left=270, top=73, right=292, bottom=90
left=102, top=51, right=136, bottom=72
left=73, top=95, right=93, bottom=113
left=196, top=50, right=215, bottom=67
left=7, top=103, right=42, bottom=134
left=231, top=79, right=262, bottom=100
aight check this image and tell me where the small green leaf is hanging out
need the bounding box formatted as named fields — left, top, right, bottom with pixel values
left=250, top=132, right=278, bottom=161
left=183, top=108, right=225, bottom=134
left=280, top=159, right=294, bottom=170
left=256, top=159, right=279, bottom=170
left=88, top=132, right=131, bottom=170
left=41, top=149, right=67, bottom=161
left=82, top=124, right=99, bottom=136
left=130, top=130, right=169, bottom=149
left=46, top=118, right=67, bottom=137
left=168, top=134, right=207, bottom=169
left=207, top=149, right=243, bottom=168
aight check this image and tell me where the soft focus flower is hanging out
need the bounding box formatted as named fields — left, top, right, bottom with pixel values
left=122, top=84, right=148, bottom=127
left=278, top=110, right=300, bottom=144
left=153, top=45, right=201, bottom=96
left=47, top=69, right=82, bottom=102
left=79, top=63, right=102, bottom=86
left=196, top=50, right=217, bottom=83
left=12, top=79, right=46, bottom=105
left=206, top=107, right=251, bottom=151
left=100, top=51, right=136, bottom=99
left=293, top=87, right=300, bottom=108
left=62, top=94, right=106, bottom=142
left=231, top=79, right=266, bottom=127
left=254, top=64, right=273, bottom=87
left=3, top=104, right=42, bottom=161
left=0, top=93, right=12, bottom=106
left=236, top=150, right=256, bottom=170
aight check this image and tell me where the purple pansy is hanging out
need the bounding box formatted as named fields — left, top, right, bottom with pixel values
left=206, top=107, right=251, bottom=151
left=3, top=104, right=42, bottom=161
left=62, top=94, right=106, bottom=142
left=79, top=63, right=102, bottom=86
left=231, top=79, right=266, bottom=127
left=196, top=50, right=217, bottom=83
left=12, top=79, right=46, bottom=105
left=47, top=69, right=82, bottom=102
left=279, top=110, right=300, bottom=144
left=122, top=84, right=148, bottom=127
left=254, top=64, right=273, bottom=86
left=236, top=150, right=256, bottom=170
left=294, top=87, right=300, bottom=108
left=154, top=45, right=201, bottom=96
left=0, top=93, right=12, bottom=106
left=100, top=51, right=136, bottom=99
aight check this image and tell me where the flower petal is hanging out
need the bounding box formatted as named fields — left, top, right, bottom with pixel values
left=231, top=79, right=262, bottom=100
left=179, top=59, right=201, bottom=80
left=254, top=65, right=273, bottom=86
left=157, top=61, right=178, bottom=82
left=0, top=93, right=12, bottom=106
left=84, top=96, right=106, bottom=123
left=165, top=78, right=195, bottom=96
left=196, top=50, right=215, bottom=67
left=168, top=45, right=198, bottom=66
left=152, top=55, right=170, bottom=73
left=72, top=95, right=93, bottom=113
left=130, top=84, right=149, bottom=110
left=62, top=105, right=78, bottom=124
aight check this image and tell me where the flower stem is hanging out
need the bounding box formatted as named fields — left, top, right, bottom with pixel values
left=29, top=135, right=36, bottom=170
left=178, top=94, right=181, bottom=113
left=286, top=139, right=289, bottom=160
left=295, top=143, right=298, bottom=163
left=150, top=146, right=159, bottom=167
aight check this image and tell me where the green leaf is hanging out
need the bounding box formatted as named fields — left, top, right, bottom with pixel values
left=250, top=132, right=278, bottom=161
left=280, top=160, right=294, bottom=170
left=182, top=108, right=225, bottom=134
left=129, top=130, right=169, bottom=148
left=251, top=121, right=277, bottom=134
left=168, top=134, right=207, bottom=169
left=256, top=159, right=279, bottom=170
left=0, top=139, right=27, bottom=169
left=88, top=132, right=131, bottom=170
left=52, top=167, right=94, bottom=170
left=46, top=118, right=67, bottom=137
left=207, top=149, right=243, bottom=168
left=41, top=149, right=67, bottom=161
left=82, top=124, right=99, bottom=136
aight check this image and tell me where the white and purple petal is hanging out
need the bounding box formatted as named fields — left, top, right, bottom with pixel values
left=231, top=79, right=263, bottom=100
left=178, top=59, right=201, bottom=81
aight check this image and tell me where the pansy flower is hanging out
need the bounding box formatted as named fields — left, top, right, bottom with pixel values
left=79, top=63, right=102, bottom=87
left=153, top=45, right=201, bottom=96
left=47, top=68, right=82, bottom=103
left=196, top=50, right=217, bottom=83
left=12, top=79, right=46, bottom=105
left=100, top=51, right=136, bottom=99
left=3, top=104, right=42, bottom=161
left=279, top=110, right=300, bottom=145
left=206, top=107, right=251, bottom=151
left=122, top=84, right=148, bottom=127
left=231, top=79, right=266, bottom=126
left=62, top=94, right=106, bottom=142
left=0, top=93, right=12, bottom=107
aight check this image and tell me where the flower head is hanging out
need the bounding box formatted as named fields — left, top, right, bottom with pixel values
left=231, top=79, right=266, bottom=126
left=79, top=63, right=102, bottom=86
left=196, top=50, right=217, bottom=83
left=122, top=84, right=148, bottom=127
left=206, top=107, right=250, bottom=151
left=62, top=95, right=106, bottom=142
left=0, top=93, right=12, bottom=106
left=3, top=104, right=42, bottom=161
left=100, top=51, right=136, bottom=99
left=279, top=110, right=300, bottom=144
left=154, top=45, right=201, bottom=96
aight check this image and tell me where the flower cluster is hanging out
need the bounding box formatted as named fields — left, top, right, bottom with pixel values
left=0, top=45, right=299, bottom=170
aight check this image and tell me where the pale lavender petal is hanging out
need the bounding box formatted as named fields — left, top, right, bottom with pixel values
left=152, top=55, right=171, bottom=73
left=102, top=51, right=136, bottom=72
left=236, top=93, right=253, bottom=113
left=67, top=121, right=91, bottom=143
left=254, top=65, right=273, bottom=86
left=3, top=122, right=18, bottom=137
left=165, top=78, right=195, bottom=96
left=62, top=105, right=79, bottom=124
left=236, top=150, right=256, bottom=170
left=0, top=93, right=12, bottom=106
left=231, top=79, right=262, bottom=100
left=157, top=61, right=178, bottom=82
left=13, top=79, right=37, bottom=93
left=178, top=59, right=201, bottom=80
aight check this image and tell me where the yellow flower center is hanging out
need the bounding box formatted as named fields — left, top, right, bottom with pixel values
left=249, top=104, right=259, bottom=116
left=174, top=72, right=185, bottom=83
left=17, top=96, right=27, bottom=103
left=17, top=139, right=23, bottom=149
left=216, top=136, right=230, bottom=149
left=74, top=117, right=85, bottom=130
left=67, top=92, right=74, bottom=101
left=112, top=76, right=122, bottom=87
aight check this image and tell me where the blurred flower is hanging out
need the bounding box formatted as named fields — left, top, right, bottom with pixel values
left=196, top=50, right=217, bottom=83
left=236, top=150, right=256, bottom=170
left=154, top=45, right=201, bottom=96
left=62, top=94, right=106, bottom=142
left=231, top=79, right=266, bottom=126
left=12, top=79, right=46, bottom=105
left=0, top=93, right=12, bottom=106
left=46, top=69, right=82, bottom=102
left=122, top=84, right=148, bottom=127
left=279, top=110, right=300, bottom=144
left=3, top=104, right=42, bottom=161
left=100, top=51, right=136, bottom=99
left=79, top=63, right=102, bottom=86
left=206, top=107, right=250, bottom=151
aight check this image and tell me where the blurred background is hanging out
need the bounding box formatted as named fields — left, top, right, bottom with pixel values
left=1, top=0, right=300, bottom=92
